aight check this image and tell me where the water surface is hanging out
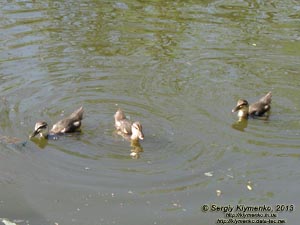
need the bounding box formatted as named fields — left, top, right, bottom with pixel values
left=0, top=0, right=300, bottom=224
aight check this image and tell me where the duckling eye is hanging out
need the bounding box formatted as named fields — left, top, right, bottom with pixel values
left=133, top=124, right=140, bottom=130
left=238, top=104, right=246, bottom=109
left=37, top=125, right=47, bottom=131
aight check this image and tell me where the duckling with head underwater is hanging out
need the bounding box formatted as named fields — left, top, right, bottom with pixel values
left=30, top=106, right=84, bottom=139
left=114, top=109, right=144, bottom=141
left=232, top=92, right=272, bottom=120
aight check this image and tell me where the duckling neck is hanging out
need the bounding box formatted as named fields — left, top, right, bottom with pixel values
left=130, top=133, right=139, bottom=141
left=238, top=109, right=249, bottom=120
left=39, top=132, right=49, bottom=139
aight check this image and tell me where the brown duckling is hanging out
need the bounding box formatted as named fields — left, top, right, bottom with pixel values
left=232, top=92, right=272, bottom=120
left=114, top=109, right=144, bottom=141
left=30, top=106, right=84, bottom=139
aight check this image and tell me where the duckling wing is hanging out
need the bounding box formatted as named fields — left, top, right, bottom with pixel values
left=249, top=102, right=271, bottom=116
left=50, top=119, right=82, bottom=133
left=249, top=92, right=272, bottom=116
left=118, top=120, right=132, bottom=134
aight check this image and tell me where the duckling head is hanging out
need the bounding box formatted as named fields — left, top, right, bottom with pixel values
left=232, top=99, right=249, bottom=119
left=29, top=121, right=49, bottom=139
left=131, top=121, right=144, bottom=141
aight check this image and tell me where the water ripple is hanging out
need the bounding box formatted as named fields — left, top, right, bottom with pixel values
left=1, top=1, right=300, bottom=224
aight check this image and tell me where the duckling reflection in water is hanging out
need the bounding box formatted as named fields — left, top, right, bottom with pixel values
left=29, top=106, right=84, bottom=140
left=130, top=140, right=144, bottom=159
left=114, top=109, right=144, bottom=158
left=231, top=119, right=248, bottom=132
left=232, top=92, right=272, bottom=121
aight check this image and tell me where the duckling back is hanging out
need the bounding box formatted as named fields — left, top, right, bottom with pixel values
left=50, top=106, right=84, bottom=134
left=249, top=92, right=272, bottom=116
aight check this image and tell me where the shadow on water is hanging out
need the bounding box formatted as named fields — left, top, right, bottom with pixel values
left=30, top=135, right=103, bottom=161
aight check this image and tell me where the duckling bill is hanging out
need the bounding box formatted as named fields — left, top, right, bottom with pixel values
left=114, top=109, right=144, bottom=141
left=232, top=92, right=272, bottom=119
left=30, top=106, right=84, bottom=139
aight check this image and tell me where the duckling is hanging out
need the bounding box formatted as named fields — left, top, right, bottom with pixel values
left=114, top=109, right=144, bottom=141
left=30, top=106, right=84, bottom=139
left=232, top=92, right=272, bottom=120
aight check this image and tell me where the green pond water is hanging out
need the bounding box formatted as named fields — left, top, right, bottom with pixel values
left=0, top=0, right=300, bottom=224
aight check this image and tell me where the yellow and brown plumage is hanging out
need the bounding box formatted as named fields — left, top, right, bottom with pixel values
left=232, top=92, right=272, bottom=119
left=114, top=109, right=144, bottom=141
left=30, top=106, right=84, bottom=139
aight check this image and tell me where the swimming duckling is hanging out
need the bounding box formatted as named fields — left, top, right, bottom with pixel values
left=114, top=109, right=144, bottom=141
left=30, top=106, right=84, bottom=139
left=232, top=92, right=272, bottom=120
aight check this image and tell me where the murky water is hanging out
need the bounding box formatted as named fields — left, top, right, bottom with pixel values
left=1, top=0, right=300, bottom=224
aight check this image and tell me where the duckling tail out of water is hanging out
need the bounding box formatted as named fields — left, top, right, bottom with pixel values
left=249, top=92, right=272, bottom=117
